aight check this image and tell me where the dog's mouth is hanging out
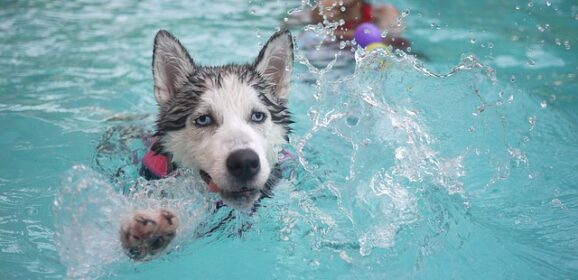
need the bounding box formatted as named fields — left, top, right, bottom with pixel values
left=199, top=169, right=220, bottom=193
left=199, top=169, right=258, bottom=196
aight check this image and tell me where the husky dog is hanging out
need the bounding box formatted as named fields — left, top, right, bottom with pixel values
left=120, top=29, right=294, bottom=260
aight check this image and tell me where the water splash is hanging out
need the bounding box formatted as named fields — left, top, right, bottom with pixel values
left=53, top=165, right=215, bottom=278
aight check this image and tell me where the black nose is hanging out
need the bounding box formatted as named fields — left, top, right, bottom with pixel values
left=226, top=149, right=260, bottom=181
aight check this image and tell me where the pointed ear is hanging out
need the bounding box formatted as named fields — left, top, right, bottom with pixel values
left=254, top=30, right=294, bottom=100
left=152, top=30, right=195, bottom=105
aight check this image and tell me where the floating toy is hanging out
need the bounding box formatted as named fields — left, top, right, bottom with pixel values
left=354, top=23, right=388, bottom=52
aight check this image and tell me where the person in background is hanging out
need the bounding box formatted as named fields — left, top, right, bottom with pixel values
left=310, top=0, right=409, bottom=50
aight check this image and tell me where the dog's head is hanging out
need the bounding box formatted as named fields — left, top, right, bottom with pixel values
left=151, top=30, right=293, bottom=209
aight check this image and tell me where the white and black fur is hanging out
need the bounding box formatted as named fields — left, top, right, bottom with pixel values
left=120, top=30, right=293, bottom=260
left=150, top=29, right=293, bottom=209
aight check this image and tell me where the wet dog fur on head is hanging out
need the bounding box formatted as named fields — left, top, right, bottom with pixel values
left=150, top=29, right=294, bottom=210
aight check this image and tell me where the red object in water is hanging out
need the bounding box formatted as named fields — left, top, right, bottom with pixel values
left=142, top=150, right=169, bottom=178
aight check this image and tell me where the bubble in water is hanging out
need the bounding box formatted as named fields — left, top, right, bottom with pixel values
left=340, top=6, right=346, bottom=12
left=527, top=58, right=536, bottom=66
left=488, top=42, right=494, bottom=48
left=546, top=1, right=551, bottom=6
left=555, top=38, right=561, bottom=45
left=563, top=40, right=571, bottom=50
left=381, top=30, right=388, bottom=38
left=284, top=17, right=288, bottom=22
left=430, top=22, right=441, bottom=30
left=528, top=1, right=534, bottom=8
left=256, top=29, right=262, bottom=38
left=470, top=37, right=476, bottom=44
left=346, top=116, right=359, bottom=126
left=339, top=40, right=347, bottom=50
left=540, top=100, right=548, bottom=108
left=250, top=9, right=256, bottom=15
left=515, top=5, right=520, bottom=10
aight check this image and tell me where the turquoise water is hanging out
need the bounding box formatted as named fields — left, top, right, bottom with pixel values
left=1, top=0, right=577, bottom=279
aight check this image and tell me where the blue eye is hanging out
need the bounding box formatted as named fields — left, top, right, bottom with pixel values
left=251, top=112, right=266, bottom=123
left=194, top=115, right=212, bottom=127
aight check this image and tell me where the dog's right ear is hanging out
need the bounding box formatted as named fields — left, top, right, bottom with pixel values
left=152, top=30, right=195, bottom=105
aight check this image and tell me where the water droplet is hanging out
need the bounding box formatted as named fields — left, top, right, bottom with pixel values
left=564, top=40, right=571, bottom=50
left=508, top=95, right=514, bottom=103
left=339, top=41, right=346, bottom=49
left=528, top=116, right=536, bottom=128
left=406, top=46, right=412, bottom=52
left=527, top=58, right=536, bottom=66
left=549, top=94, right=556, bottom=102
left=510, top=75, right=516, bottom=82
left=555, top=38, right=561, bottom=45
left=515, top=5, right=520, bottom=10
left=283, top=17, right=288, bottom=22
left=340, top=6, right=346, bottom=12
left=546, top=1, right=551, bottom=6
left=540, top=100, right=548, bottom=108
left=380, top=30, right=388, bottom=38
left=488, top=42, right=494, bottom=48
left=527, top=1, right=534, bottom=8
left=401, top=9, right=410, bottom=17
left=470, top=37, right=476, bottom=44
left=537, top=24, right=545, bottom=32
left=251, top=9, right=256, bottom=15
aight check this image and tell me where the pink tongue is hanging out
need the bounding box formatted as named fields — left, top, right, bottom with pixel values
left=208, top=180, right=220, bottom=193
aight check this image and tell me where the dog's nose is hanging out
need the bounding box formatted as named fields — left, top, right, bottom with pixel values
left=226, top=149, right=260, bottom=181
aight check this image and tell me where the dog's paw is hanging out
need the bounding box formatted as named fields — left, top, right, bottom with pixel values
left=119, top=208, right=179, bottom=260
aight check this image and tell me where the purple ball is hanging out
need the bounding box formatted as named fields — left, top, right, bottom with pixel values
left=354, top=23, right=382, bottom=48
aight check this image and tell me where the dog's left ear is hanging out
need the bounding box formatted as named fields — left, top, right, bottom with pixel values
left=254, top=30, right=294, bottom=101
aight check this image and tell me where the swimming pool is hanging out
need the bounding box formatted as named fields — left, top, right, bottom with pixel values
left=1, top=0, right=577, bottom=279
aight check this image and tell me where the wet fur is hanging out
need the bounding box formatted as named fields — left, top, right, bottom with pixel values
left=120, top=29, right=294, bottom=259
